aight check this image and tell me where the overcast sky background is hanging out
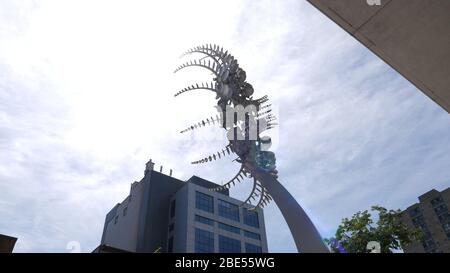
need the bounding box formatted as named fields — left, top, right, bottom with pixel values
left=1, top=0, right=449, bottom=252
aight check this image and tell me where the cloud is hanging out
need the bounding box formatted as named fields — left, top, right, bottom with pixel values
left=0, top=0, right=449, bottom=253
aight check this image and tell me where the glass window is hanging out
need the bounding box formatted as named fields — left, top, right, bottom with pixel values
left=431, top=196, right=444, bottom=206
left=218, top=222, right=240, bottom=234
left=196, top=192, right=214, bottom=213
left=408, top=207, right=421, bottom=218
left=169, top=223, right=174, bottom=232
left=243, top=208, right=259, bottom=228
left=244, top=230, right=261, bottom=241
left=170, top=199, right=176, bottom=218
left=114, top=216, right=118, bottom=225
left=195, top=215, right=214, bottom=226
left=443, top=223, right=450, bottom=232
left=219, top=235, right=241, bottom=253
left=245, top=243, right=262, bottom=253
left=123, top=207, right=127, bottom=216
left=195, top=228, right=214, bottom=253
left=168, top=237, right=174, bottom=253
left=218, top=199, right=239, bottom=222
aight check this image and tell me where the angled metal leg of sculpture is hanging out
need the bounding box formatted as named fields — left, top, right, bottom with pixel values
left=254, top=171, right=330, bottom=253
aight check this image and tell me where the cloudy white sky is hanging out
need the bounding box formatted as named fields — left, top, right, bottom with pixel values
left=1, top=0, right=449, bottom=253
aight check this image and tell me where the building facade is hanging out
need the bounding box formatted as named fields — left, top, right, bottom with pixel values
left=168, top=177, right=268, bottom=253
left=98, top=160, right=268, bottom=253
left=307, top=0, right=450, bottom=114
left=400, top=187, right=450, bottom=253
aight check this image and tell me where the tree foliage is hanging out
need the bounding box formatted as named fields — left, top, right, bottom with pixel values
left=326, top=206, right=422, bottom=253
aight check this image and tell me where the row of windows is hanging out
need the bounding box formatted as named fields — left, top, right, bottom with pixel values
left=195, top=228, right=263, bottom=253
left=243, top=208, right=259, bottom=228
left=195, top=214, right=261, bottom=240
left=245, top=243, right=262, bottom=253
left=437, top=213, right=449, bottom=222
left=195, top=215, right=214, bottom=226
left=196, top=192, right=214, bottom=213
left=219, top=235, right=241, bottom=253
left=430, top=196, right=444, bottom=207
left=244, top=230, right=261, bottom=241
left=195, top=228, right=215, bottom=253
left=218, top=199, right=240, bottom=222
left=434, top=204, right=449, bottom=215
left=195, top=191, right=260, bottom=228
left=218, top=222, right=240, bottom=234
left=443, top=223, right=450, bottom=232
left=408, top=207, right=421, bottom=218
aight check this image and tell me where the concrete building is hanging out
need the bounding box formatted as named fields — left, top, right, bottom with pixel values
left=98, top=160, right=268, bottom=253
left=400, top=187, right=450, bottom=253
left=307, top=0, right=450, bottom=114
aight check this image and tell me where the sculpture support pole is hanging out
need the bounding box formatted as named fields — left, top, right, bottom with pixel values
left=254, top=171, right=330, bottom=253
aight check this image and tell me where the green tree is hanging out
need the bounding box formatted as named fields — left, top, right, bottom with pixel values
left=326, top=206, right=422, bottom=253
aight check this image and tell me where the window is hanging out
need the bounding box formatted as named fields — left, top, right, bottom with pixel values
left=168, top=237, right=174, bottom=253
left=195, top=215, right=214, bottom=226
left=434, top=204, right=449, bottom=216
left=195, top=228, right=214, bottom=253
left=219, top=235, right=241, bottom=253
left=243, top=208, right=259, bottom=228
left=218, top=222, right=240, bottom=234
left=408, top=207, right=421, bottom=218
left=170, top=199, right=176, bottom=218
left=443, top=223, right=450, bottom=232
left=114, top=216, right=118, bottom=225
left=431, top=196, right=444, bottom=207
left=196, top=192, right=214, bottom=213
left=123, top=207, right=127, bottom=216
left=218, top=199, right=239, bottom=222
left=245, top=243, right=262, bottom=253
left=169, top=223, right=175, bottom=232
left=244, top=230, right=261, bottom=241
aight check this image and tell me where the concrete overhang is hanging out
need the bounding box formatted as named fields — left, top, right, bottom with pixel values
left=307, top=0, right=450, bottom=114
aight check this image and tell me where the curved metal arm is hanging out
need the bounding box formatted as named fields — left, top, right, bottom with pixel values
left=253, top=171, right=330, bottom=253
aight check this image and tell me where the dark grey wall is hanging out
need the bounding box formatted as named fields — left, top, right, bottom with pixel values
left=100, top=203, right=119, bottom=244
left=136, top=170, right=184, bottom=252
left=171, top=184, right=189, bottom=253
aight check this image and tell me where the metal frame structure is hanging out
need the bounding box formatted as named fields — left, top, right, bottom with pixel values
left=174, top=44, right=329, bottom=253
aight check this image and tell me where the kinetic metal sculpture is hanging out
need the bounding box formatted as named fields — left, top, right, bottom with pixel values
left=174, top=44, right=329, bottom=253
